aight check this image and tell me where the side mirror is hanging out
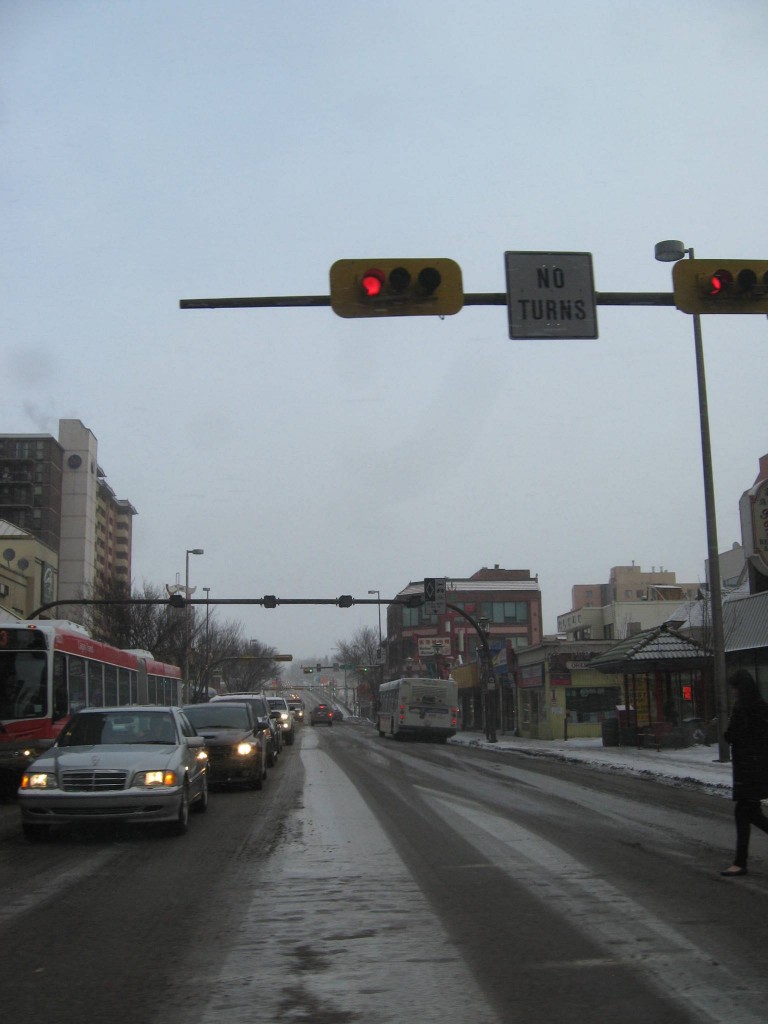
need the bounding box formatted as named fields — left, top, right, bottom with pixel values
left=187, top=735, right=206, bottom=749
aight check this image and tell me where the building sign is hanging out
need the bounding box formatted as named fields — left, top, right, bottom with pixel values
left=418, top=637, right=452, bottom=658
left=519, top=664, right=543, bottom=688
left=752, top=478, right=768, bottom=573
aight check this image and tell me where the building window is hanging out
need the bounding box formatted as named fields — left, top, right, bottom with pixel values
left=480, top=601, right=529, bottom=624
left=402, top=606, right=420, bottom=628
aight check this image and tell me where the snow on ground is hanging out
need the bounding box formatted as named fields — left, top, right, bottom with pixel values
left=448, top=731, right=733, bottom=796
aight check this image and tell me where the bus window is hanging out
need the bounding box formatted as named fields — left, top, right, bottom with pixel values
left=118, top=668, right=132, bottom=704
left=53, top=652, right=68, bottom=720
left=68, top=657, right=86, bottom=713
left=6, top=652, right=47, bottom=718
left=104, top=664, right=118, bottom=706
left=88, top=662, right=104, bottom=707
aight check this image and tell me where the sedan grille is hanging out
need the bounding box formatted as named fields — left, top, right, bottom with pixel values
left=61, top=769, right=129, bottom=792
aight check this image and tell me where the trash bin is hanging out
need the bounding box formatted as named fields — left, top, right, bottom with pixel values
left=601, top=718, right=619, bottom=747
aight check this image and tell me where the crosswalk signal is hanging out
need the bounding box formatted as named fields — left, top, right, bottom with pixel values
left=672, top=259, right=768, bottom=314
left=330, top=259, right=463, bottom=318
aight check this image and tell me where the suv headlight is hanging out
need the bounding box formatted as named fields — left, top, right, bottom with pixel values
left=20, top=771, right=58, bottom=790
left=236, top=742, right=254, bottom=756
left=135, top=770, right=178, bottom=787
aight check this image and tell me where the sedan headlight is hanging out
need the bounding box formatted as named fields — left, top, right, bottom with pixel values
left=236, top=742, right=254, bottom=756
left=20, top=771, right=58, bottom=790
left=135, top=770, right=178, bottom=787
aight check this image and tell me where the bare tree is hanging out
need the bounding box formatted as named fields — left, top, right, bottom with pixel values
left=78, top=578, right=284, bottom=702
left=335, top=625, right=380, bottom=717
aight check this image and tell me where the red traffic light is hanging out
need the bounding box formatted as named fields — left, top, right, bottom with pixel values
left=361, top=269, right=385, bottom=298
left=708, top=269, right=733, bottom=297
left=330, top=258, right=463, bottom=318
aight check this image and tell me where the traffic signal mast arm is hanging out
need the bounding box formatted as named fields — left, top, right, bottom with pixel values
left=180, top=291, right=674, bottom=310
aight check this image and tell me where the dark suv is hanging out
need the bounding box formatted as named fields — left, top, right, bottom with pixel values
left=310, top=704, right=334, bottom=726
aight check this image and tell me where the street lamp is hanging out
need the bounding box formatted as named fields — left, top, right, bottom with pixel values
left=655, top=240, right=729, bottom=762
left=183, top=548, right=204, bottom=701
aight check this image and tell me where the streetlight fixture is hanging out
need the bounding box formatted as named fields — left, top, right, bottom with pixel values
left=655, top=240, right=729, bottom=762
left=183, top=548, right=204, bottom=701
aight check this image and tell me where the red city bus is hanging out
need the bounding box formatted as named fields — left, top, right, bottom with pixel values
left=0, top=620, right=182, bottom=789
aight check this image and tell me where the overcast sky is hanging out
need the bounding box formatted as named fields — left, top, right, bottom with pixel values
left=3, top=1, right=766, bottom=660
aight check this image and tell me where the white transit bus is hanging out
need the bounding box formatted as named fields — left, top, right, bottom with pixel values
left=376, top=676, right=458, bottom=742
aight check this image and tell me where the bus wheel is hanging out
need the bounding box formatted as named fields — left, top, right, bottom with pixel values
left=23, top=822, right=50, bottom=842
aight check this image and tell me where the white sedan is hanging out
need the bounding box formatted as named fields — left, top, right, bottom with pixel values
left=18, top=706, right=208, bottom=840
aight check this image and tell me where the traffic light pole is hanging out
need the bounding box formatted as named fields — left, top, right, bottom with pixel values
left=690, top=296, right=730, bottom=762
left=446, top=602, right=497, bottom=743
left=180, top=291, right=675, bottom=310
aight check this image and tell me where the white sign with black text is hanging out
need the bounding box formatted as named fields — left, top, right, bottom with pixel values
left=505, top=251, right=598, bottom=339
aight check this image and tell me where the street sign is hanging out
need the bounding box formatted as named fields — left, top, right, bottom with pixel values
left=504, top=251, right=598, bottom=339
left=423, top=577, right=446, bottom=616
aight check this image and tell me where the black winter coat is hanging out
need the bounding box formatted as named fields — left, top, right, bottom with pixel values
left=724, top=699, right=768, bottom=802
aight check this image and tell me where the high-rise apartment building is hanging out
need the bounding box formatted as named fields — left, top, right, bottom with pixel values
left=0, top=419, right=135, bottom=610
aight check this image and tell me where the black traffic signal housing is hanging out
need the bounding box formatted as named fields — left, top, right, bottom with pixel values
left=302, top=667, right=314, bottom=675
left=330, top=259, right=463, bottom=318
left=672, top=259, right=768, bottom=314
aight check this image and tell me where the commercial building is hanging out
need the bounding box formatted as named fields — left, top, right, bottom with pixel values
left=387, top=566, right=542, bottom=731
left=558, top=564, right=700, bottom=642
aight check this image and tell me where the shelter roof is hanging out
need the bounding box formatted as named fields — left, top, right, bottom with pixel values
left=589, top=622, right=708, bottom=674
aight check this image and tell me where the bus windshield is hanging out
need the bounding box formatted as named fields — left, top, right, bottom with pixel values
left=0, top=649, right=48, bottom=720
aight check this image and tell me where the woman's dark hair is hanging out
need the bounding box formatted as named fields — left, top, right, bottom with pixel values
left=729, top=669, right=763, bottom=706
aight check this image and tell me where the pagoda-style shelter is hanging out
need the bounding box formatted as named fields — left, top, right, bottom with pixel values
left=589, top=623, right=711, bottom=748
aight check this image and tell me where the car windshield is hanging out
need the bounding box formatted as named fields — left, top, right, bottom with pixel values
left=58, top=711, right=177, bottom=746
left=185, top=704, right=250, bottom=729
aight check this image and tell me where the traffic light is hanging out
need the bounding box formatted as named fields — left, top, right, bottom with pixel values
left=672, top=259, right=768, bottom=314
left=330, top=259, right=463, bottom=318
left=302, top=667, right=314, bottom=675
left=273, top=654, right=293, bottom=662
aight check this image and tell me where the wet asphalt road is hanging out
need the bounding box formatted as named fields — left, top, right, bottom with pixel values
left=1, top=722, right=767, bottom=1024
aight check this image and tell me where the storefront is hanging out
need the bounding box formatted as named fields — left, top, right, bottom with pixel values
left=514, top=640, right=622, bottom=740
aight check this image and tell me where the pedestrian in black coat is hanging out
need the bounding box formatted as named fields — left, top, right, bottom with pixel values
left=721, top=669, right=768, bottom=877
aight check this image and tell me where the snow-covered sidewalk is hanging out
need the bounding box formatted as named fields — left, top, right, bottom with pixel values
left=448, top=731, right=733, bottom=795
